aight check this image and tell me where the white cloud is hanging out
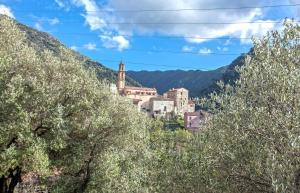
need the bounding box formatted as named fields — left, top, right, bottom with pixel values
left=71, top=0, right=292, bottom=47
left=84, top=42, right=97, bottom=50
left=34, top=22, right=43, bottom=31
left=217, top=46, right=228, bottom=51
left=222, top=47, right=229, bottom=51
left=105, top=0, right=280, bottom=44
left=55, top=0, right=64, bottom=8
left=49, top=18, right=60, bottom=25
left=224, top=39, right=231, bottom=46
left=73, top=0, right=106, bottom=30
left=0, top=4, right=14, bottom=18
left=100, top=35, right=129, bottom=51
left=182, top=45, right=195, bottom=52
left=55, top=0, right=71, bottom=11
left=199, top=48, right=212, bottom=54
left=70, top=46, right=78, bottom=51
left=30, top=16, right=60, bottom=32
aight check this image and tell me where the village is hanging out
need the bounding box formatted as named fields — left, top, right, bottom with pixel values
left=110, top=62, right=209, bottom=132
left=1, top=3, right=298, bottom=191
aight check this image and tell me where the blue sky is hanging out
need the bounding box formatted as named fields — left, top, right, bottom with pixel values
left=0, top=0, right=299, bottom=71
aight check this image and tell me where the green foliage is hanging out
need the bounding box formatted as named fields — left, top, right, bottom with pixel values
left=200, top=21, right=300, bottom=192
left=0, top=15, right=151, bottom=193
left=143, top=21, right=300, bottom=193
left=1, top=15, right=299, bottom=193
left=12, top=15, right=140, bottom=87
left=148, top=128, right=194, bottom=193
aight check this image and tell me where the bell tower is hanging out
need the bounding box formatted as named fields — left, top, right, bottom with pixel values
left=117, top=61, right=125, bottom=92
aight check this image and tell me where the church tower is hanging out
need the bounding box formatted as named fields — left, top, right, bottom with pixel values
left=117, top=61, right=125, bottom=92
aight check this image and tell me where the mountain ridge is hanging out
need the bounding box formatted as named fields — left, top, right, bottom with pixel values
left=0, top=14, right=140, bottom=87
left=127, top=53, right=248, bottom=98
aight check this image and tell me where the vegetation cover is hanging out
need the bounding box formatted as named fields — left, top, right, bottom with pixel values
left=127, top=50, right=249, bottom=98
left=0, top=15, right=299, bottom=193
left=0, top=15, right=150, bottom=193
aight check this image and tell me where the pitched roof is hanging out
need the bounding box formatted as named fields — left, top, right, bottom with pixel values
left=124, top=86, right=157, bottom=92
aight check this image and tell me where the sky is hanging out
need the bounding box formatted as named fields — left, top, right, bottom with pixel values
left=0, top=0, right=299, bottom=71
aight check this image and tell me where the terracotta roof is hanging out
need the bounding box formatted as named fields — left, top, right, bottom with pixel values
left=124, top=86, right=157, bottom=91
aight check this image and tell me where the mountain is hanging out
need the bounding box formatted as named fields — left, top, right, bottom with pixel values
left=199, top=52, right=249, bottom=97
left=127, top=53, right=248, bottom=98
left=0, top=15, right=140, bottom=87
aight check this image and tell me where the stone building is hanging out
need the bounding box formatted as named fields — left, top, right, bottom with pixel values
left=164, top=88, right=189, bottom=115
left=150, top=97, right=175, bottom=119
left=116, top=62, right=196, bottom=118
left=188, top=100, right=196, bottom=113
left=117, top=62, right=158, bottom=112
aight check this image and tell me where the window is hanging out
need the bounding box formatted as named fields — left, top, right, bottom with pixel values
left=164, top=106, right=167, bottom=111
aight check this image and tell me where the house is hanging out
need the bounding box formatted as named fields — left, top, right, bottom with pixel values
left=184, top=111, right=209, bottom=132
left=150, top=97, right=175, bottom=119
left=188, top=100, right=195, bottom=113
left=164, top=88, right=189, bottom=115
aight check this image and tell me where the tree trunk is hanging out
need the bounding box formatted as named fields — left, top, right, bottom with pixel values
left=295, top=169, right=300, bottom=191
left=0, top=167, right=21, bottom=193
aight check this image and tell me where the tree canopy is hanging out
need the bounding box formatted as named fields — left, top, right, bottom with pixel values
left=0, top=15, right=299, bottom=193
left=0, top=15, right=151, bottom=193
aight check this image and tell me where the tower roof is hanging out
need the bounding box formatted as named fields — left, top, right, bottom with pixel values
left=118, top=61, right=125, bottom=71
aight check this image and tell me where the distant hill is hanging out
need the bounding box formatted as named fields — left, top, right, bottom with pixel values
left=0, top=14, right=140, bottom=87
left=199, top=52, right=249, bottom=97
left=127, top=53, right=249, bottom=98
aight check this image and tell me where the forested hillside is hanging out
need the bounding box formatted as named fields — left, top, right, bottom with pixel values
left=127, top=67, right=227, bottom=97
left=3, top=15, right=140, bottom=87
left=127, top=52, right=249, bottom=98
left=199, top=51, right=250, bottom=96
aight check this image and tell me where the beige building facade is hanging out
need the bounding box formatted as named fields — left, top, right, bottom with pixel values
left=150, top=97, right=175, bottom=118
left=164, top=88, right=189, bottom=115
left=116, top=62, right=195, bottom=117
left=117, top=62, right=158, bottom=112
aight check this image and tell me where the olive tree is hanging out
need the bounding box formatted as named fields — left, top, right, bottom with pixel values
left=0, top=15, right=151, bottom=193
left=201, top=21, right=300, bottom=193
